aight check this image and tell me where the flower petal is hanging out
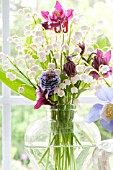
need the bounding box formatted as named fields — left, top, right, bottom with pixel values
left=65, top=9, right=74, bottom=20
left=97, top=85, right=113, bottom=102
left=84, top=104, right=103, bottom=123
left=41, top=11, right=49, bottom=20
left=104, top=50, right=111, bottom=63
left=100, top=119, right=113, bottom=132
left=54, top=1, right=63, bottom=12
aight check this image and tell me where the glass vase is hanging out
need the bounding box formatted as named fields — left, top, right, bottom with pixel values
left=25, top=105, right=113, bottom=170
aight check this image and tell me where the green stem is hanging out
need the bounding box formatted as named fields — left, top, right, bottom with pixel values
left=7, top=56, right=36, bottom=89
left=38, top=136, right=56, bottom=164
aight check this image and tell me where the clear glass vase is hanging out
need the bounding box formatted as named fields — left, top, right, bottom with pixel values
left=25, top=105, right=113, bottom=170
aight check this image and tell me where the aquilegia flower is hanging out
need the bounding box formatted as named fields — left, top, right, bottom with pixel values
left=63, top=56, right=77, bottom=77
left=41, top=1, right=74, bottom=33
left=90, top=49, right=112, bottom=79
left=34, top=85, right=57, bottom=109
left=84, top=85, right=113, bottom=132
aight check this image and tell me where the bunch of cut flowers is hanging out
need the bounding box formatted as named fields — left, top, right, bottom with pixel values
left=0, top=1, right=113, bottom=169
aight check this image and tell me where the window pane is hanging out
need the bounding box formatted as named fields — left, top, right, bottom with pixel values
left=11, top=105, right=45, bottom=169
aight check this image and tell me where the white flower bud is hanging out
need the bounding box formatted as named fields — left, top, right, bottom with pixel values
left=35, top=30, right=43, bottom=36
left=31, top=65, right=39, bottom=71
left=94, top=84, right=103, bottom=95
left=6, top=72, right=16, bottom=81
left=80, top=73, right=89, bottom=82
left=52, top=43, right=59, bottom=50
left=24, top=54, right=31, bottom=60
left=73, top=47, right=81, bottom=53
left=54, top=69, right=60, bottom=75
left=64, top=79, right=70, bottom=86
left=76, top=65, right=85, bottom=73
left=46, top=44, right=53, bottom=51
left=16, top=45, right=22, bottom=51
left=0, top=52, right=5, bottom=58
left=18, top=87, right=24, bottom=93
left=87, top=76, right=93, bottom=83
left=7, top=37, right=13, bottom=43
left=33, top=37, right=41, bottom=44
left=28, top=71, right=36, bottom=78
left=16, top=59, right=24, bottom=66
left=81, top=25, right=89, bottom=31
left=54, top=87, right=59, bottom=94
left=24, top=30, right=31, bottom=37
left=73, top=98, right=80, bottom=105
left=74, top=32, right=82, bottom=40
left=59, top=83, right=66, bottom=89
left=13, top=38, right=20, bottom=44
left=2, top=64, right=11, bottom=71
left=54, top=52, right=60, bottom=59
left=71, top=75, right=80, bottom=84
left=25, top=69, right=31, bottom=76
left=18, top=50, right=24, bottom=56
left=71, top=87, right=78, bottom=94
left=48, top=63, right=55, bottom=69
left=100, top=65, right=110, bottom=74
left=18, top=9, right=25, bottom=16
left=38, top=51, right=47, bottom=62
left=86, top=47, right=94, bottom=54
left=24, top=25, right=31, bottom=30
left=57, top=89, right=65, bottom=97
left=27, top=58, right=35, bottom=65
left=62, top=45, right=69, bottom=52
left=25, top=13, right=32, bottom=20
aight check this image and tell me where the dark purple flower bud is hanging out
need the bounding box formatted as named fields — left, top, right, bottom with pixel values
left=78, top=43, right=85, bottom=56
left=63, top=56, right=77, bottom=77
left=39, top=70, right=60, bottom=95
left=90, top=49, right=112, bottom=79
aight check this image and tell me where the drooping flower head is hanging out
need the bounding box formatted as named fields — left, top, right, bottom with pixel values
left=90, top=49, right=112, bottom=79
left=63, top=56, right=77, bottom=77
left=41, top=1, right=74, bottom=33
left=39, top=70, right=60, bottom=95
left=84, top=85, right=113, bottom=132
left=78, top=43, right=85, bottom=56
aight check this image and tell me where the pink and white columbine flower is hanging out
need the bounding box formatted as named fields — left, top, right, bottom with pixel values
left=41, top=1, right=74, bottom=33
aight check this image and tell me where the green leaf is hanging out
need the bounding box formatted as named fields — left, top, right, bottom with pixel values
left=94, top=34, right=111, bottom=50
left=0, top=69, right=36, bottom=101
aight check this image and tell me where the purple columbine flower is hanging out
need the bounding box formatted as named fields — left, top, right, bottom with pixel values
left=34, top=85, right=57, bottom=109
left=41, top=1, right=74, bottom=33
left=90, top=49, right=112, bottom=79
left=84, top=85, right=113, bottom=132
left=63, top=56, right=77, bottom=77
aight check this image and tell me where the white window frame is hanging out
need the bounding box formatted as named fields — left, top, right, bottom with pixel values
left=1, top=0, right=98, bottom=170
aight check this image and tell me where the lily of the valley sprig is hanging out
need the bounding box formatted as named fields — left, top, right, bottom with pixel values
left=0, top=0, right=113, bottom=110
